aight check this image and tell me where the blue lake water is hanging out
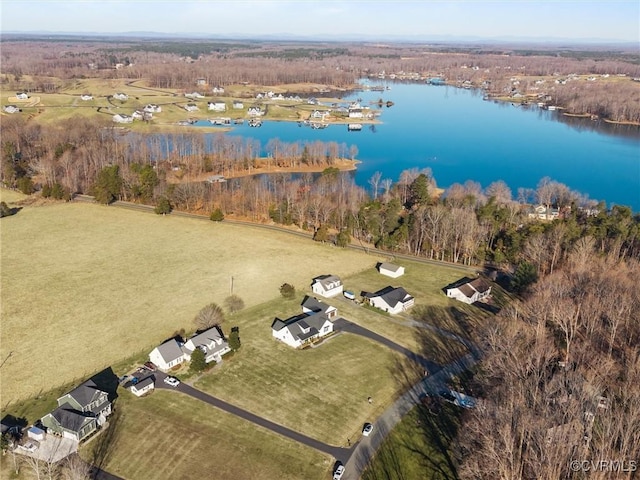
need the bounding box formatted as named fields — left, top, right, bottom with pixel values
left=197, top=81, right=640, bottom=210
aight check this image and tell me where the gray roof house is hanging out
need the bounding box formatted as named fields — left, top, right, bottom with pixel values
left=272, top=311, right=334, bottom=349
left=149, top=339, right=185, bottom=372
left=131, top=376, right=155, bottom=397
left=301, top=296, right=338, bottom=319
left=378, top=262, right=405, bottom=278
left=40, top=379, right=112, bottom=441
left=311, top=275, right=343, bottom=298
left=365, top=286, right=414, bottom=314
left=182, top=326, right=231, bottom=364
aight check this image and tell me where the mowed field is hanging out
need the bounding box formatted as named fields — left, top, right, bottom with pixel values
left=84, top=391, right=332, bottom=480
left=0, top=201, right=382, bottom=405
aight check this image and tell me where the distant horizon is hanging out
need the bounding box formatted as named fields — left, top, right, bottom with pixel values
left=1, top=1, right=638, bottom=44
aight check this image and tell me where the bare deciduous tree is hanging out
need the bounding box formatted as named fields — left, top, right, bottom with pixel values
left=194, top=303, right=225, bottom=330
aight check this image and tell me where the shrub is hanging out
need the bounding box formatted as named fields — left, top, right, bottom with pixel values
left=225, top=294, right=245, bottom=313
left=16, top=177, right=34, bottom=195
left=210, top=208, right=224, bottom=221
left=229, top=328, right=241, bottom=350
left=154, top=196, right=172, bottom=215
left=279, top=283, right=296, bottom=299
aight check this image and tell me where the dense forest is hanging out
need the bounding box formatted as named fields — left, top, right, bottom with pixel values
left=2, top=38, right=640, bottom=122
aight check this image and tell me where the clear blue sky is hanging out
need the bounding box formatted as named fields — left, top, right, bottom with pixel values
left=1, top=0, right=638, bottom=42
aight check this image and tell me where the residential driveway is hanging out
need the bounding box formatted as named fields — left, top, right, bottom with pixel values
left=16, top=435, right=78, bottom=462
left=155, top=371, right=351, bottom=460
left=333, top=318, right=440, bottom=373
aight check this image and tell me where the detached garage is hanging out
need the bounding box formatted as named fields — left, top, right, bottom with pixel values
left=378, top=262, right=405, bottom=278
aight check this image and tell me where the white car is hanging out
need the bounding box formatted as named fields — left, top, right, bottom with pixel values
left=362, top=422, right=374, bottom=436
left=333, top=464, right=345, bottom=480
left=163, top=376, right=180, bottom=387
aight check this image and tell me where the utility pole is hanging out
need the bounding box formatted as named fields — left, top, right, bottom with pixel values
left=230, top=276, right=234, bottom=295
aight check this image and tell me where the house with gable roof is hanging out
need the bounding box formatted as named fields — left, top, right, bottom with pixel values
left=272, top=297, right=336, bottom=348
left=364, top=286, right=414, bottom=314
left=40, top=379, right=112, bottom=441
left=378, top=262, right=405, bottom=278
left=301, top=295, right=338, bottom=319
left=445, top=277, right=491, bottom=304
left=182, top=326, right=231, bottom=364
left=311, top=275, right=343, bottom=298
left=149, top=338, right=185, bottom=371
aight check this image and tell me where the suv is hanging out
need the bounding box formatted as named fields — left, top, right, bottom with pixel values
left=163, top=376, right=180, bottom=387
left=333, top=464, right=345, bottom=480
left=362, top=422, right=374, bottom=436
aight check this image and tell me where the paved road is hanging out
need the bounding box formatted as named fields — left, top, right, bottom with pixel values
left=154, top=370, right=352, bottom=460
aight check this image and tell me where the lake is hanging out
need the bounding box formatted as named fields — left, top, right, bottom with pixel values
left=196, top=81, right=640, bottom=210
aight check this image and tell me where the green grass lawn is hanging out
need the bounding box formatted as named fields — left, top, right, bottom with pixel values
left=0, top=187, right=27, bottom=204
left=1, top=201, right=382, bottom=405
left=194, top=296, right=417, bottom=446
left=362, top=403, right=462, bottom=480
left=81, top=390, right=332, bottom=480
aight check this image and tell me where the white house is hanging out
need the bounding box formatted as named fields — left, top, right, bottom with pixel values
left=232, top=101, right=244, bottom=109
left=212, top=86, right=225, bottom=94
left=80, top=94, right=93, bottom=101
left=149, top=339, right=185, bottom=372
left=184, top=103, right=199, bottom=112
left=16, top=92, right=29, bottom=100
left=208, top=101, right=226, bottom=112
left=301, top=296, right=338, bottom=319
left=348, top=108, right=364, bottom=118
left=311, top=275, right=343, bottom=298
left=113, top=92, right=129, bottom=101
left=112, top=113, right=133, bottom=124
left=445, top=278, right=491, bottom=304
left=247, top=107, right=264, bottom=117
left=144, top=104, right=162, bottom=113
left=528, top=205, right=560, bottom=221
left=185, top=92, right=205, bottom=99
left=311, top=110, right=329, bottom=119
left=3, top=105, right=20, bottom=114
left=182, top=326, right=231, bottom=364
left=365, top=286, right=414, bottom=315
left=272, top=312, right=334, bottom=348
left=378, top=262, right=405, bottom=278
left=196, top=78, right=207, bottom=86
left=130, top=377, right=155, bottom=397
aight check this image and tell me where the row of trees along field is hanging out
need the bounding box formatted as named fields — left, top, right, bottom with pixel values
left=457, top=244, right=640, bottom=479
left=2, top=39, right=639, bottom=122
left=2, top=117, right=639, bottom=278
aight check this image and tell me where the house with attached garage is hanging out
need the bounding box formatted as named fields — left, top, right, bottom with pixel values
left=40, top=379, right=112, bottom=441
left=301, top=295, right=338, bottom=319
left=182, top=326, right=231, bottom=364
left=445, top=277, right=491, bottom=304
left=378, top=262, right=405, bottom=278
left=364, top=286, right=414, bottom=314
left=112, top=113, right=133, bottom=124
left=149, top=338, right=185, bottom=371
left=311, top=275, right=343, bottom=298
left=144, top=104, right=161, bottom=113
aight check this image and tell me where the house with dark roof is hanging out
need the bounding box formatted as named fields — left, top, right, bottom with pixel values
left=301, top=295, right=338, bottom=319
left=445, top=277, right=491, bottom=304
left=364, top=286, right=414, bottom=314
left=272, top=312, right=334, bottom=348
left=40, top=379, right=112, bottom=441
left=378, top=262, right=405, bottom=278
left=311, top=274, right=343, bottom=298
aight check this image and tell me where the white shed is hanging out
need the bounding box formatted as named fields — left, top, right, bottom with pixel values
left=378, top=262, right=405, bottom=278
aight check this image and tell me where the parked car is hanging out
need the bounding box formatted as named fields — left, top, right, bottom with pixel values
left=163, top=376, right=180, bottom=387
left=362, top=422, right=374, bottom=436
left=144, top=361, right=157, bottom=371
left=333, top=463, right=345, bottom=480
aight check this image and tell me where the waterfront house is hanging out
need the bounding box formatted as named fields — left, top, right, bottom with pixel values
left=184, top=103, right=199, bottom=112
left=247, top=107, right=264, bottom=116
left=208, top=101, right=226, bottom=112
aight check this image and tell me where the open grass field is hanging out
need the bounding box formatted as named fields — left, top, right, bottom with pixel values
left=194, top=296, right=418, bottom=446
left=1, top=201, right=382, bottom=405
left=0, top=187, right=27, bottom=204
left=81, top=391, right=332, bottom=480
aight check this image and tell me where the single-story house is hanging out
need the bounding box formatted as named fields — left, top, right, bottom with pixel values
left=185, top=92, right=205, bottom=99
left=232, top=101, right=244, bottom=109
left=3, top=105, right=20, bottom=114
left=144, top=104, right=161, bottom=113
left=112, top=113, right=133, bottom=123
left=212, top=86, right=224, bottom=94
left=80, top=94, right=93, bottom=101
left=311, top=110, right=329, bottom=119
left=301, top=295, right=338, bottom=319
left=311, top=275, right=343, bottom=298
left=132, top=110, right=145, bottom=120
left=208, top=101, right=226, bottom=112
left=149, top=339, right=185, bottom=372
left=445, top=277, right=491, bottom=304
left=272, top=312, right=334, bottom=349
left=247, top=107, right=264, bottom=116
left=16, top=92, right=29, bottom=100
left=113, top=92, right=128, bottom=101
left=130, top=376, right=155, bottom=397
left=182, top=326, right=231, bottom=364
left=378, top=262, right=405, bottom=278
left=40, top=379, right=112, bottom=442
left=184, top=103, right=199, bottom=112
left=364, top=286, right=414, bottom=314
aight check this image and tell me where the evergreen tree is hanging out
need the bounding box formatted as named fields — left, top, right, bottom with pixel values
left=190, top=348, right=207, bottom=373
left=93, top=165, right=122, bottom=204
left=210, top=208, right=224, bottom=221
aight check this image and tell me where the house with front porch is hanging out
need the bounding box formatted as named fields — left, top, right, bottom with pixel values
left=272, top=312, right=334, bottom=348
left=364, top=286, right=414, bottom=314
left=182, top=326, right=231, bottom=364
left=311, top=275, right=343, bottom=298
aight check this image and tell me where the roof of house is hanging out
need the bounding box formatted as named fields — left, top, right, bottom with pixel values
left=132, top=376, right=154, bottom=390
left=49, top=407, right=94, bottom=433
left=379, top=262, right=402, bottom=272
left=313, top=274, right=342, bottom=290
left=154, top=339, right=184, bottom=364
left=64, top=380, right=106, bottom=409
left=301, top=296, right=334, bottom=314
left=469, top=278, right=491, bottom=293
left=184, top=327, right=229, bottom=356
left=272, top=312, right=332, bottom=343
left=366, top=286, right=413, bottom=306
left=447, top=277, right=491, bottom=298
